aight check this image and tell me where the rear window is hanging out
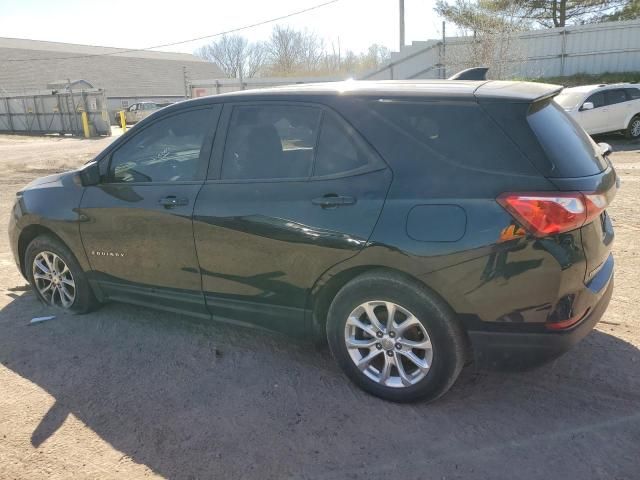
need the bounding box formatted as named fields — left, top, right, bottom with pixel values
left=527, top=101, right=607, bottom=177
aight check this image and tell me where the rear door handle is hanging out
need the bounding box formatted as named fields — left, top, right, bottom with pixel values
left=312, top=194, right=356, bottom=208
left=159, top=195, right=189, bottom=208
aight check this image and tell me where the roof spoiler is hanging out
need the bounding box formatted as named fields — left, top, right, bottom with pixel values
left=474, top=81, right=564, bottom=103
left=448, top=67, right=489, bottom=81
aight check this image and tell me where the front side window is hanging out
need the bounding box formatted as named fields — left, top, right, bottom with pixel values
left=605, top=89, right=628, bottom=105
left=585, top=92, right=604, bottom=109
left=109, top=108, right=211, bottom=183
left=221, top=105, right=321, bottom=180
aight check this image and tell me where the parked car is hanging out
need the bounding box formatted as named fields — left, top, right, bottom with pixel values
left=9, top=80, right=617, bottom=402
left=116, top=102, right=171, bottom=125
left=555, top=83, right=640, bottom=138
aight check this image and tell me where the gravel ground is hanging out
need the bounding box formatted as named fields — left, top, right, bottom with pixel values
left=0, top=132, right=639, bottom=480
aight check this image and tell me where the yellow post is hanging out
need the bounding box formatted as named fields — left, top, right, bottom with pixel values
left=119, top=110, right=127, bottom=132
left=81, top=111, right=90, bottom=138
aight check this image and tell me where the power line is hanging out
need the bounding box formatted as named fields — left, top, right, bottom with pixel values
left=3, top=0, right=341, bottom=63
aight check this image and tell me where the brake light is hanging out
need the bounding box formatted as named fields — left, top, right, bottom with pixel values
left=497, top=192, right=608, bottom=237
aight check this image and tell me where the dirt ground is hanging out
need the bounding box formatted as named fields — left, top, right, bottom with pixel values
left=0, top=131, right=639, bottom=480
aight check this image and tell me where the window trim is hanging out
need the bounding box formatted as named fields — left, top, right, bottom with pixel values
left=207, top=100, right=385, bottom=184
left=102, top=105, right=220, bottom=185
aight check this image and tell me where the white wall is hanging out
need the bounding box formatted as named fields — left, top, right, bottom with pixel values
left=363, top=19, right=640, bottom=80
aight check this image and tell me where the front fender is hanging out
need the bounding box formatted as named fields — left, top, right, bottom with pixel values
left=11, top=171, right=91, bottom=274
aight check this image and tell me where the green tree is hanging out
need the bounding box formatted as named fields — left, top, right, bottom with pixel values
left=436, top=0, right=633, bottom=29
left=484, top=0, right=630, bottom=27
left=597, top=0, right=640, bottom=20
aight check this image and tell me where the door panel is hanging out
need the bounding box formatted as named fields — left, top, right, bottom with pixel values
left=80, top=183, right=207, bottom=316
left=193, top=170, right=391, bottom=331
left=193, top=101, right=391, bottom=332
left=79, top=106, right=220, bottom=317
left=604, top=89, right=629, bottom=131
left=577, top=92, right=607, bottom=133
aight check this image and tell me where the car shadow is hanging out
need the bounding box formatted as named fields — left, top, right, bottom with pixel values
left=1, top=289, right=639, bottom=479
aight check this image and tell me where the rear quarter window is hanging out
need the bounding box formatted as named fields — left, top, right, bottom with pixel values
left=368, top=100, right=536, bottom=175
left=527, top=100, right=607, bottom=177
left=626, top=87, right=640, bottom=100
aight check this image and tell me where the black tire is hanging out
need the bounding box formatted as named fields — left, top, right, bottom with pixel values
left=626, top=115, right=640, bottom=139
left=25, top=235, right=97, bottom=314
left=326, top=270, right=467, bottom=403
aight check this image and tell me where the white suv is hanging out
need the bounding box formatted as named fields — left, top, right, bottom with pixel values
left=555, top=83, right=640, bottom=139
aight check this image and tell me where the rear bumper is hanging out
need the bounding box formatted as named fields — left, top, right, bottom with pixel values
left=468, top=257, right=614, bottom=370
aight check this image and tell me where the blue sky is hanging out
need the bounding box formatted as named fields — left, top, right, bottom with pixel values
left=2, top=0, right=445, bottom=54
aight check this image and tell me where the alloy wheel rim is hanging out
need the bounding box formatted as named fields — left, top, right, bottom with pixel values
left=632, top=119, right=640, bottom=138
left=32, top=251, right=76, bottom=308
left=344, top=301, right=433, bottom=388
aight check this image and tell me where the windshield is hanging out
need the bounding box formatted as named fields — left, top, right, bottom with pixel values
left=555, top=91, right=585, bottom=109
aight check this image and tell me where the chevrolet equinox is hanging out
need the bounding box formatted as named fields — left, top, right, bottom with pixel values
left=9, top=81, right=617, bottom=402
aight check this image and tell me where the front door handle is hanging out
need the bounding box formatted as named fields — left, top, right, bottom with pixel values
left=312, top=194, right=356, bottom=208
left=159, top=195, right=189, bottom=208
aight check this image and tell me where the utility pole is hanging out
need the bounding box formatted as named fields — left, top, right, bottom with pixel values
left=182, top=66, right=190, bottom=99
left=442, top=21, right=446, bottom=79
left=399, top=0, right=405, bottom=50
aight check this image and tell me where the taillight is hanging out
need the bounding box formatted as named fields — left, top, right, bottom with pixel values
left=497, top=192, right=608, bottom=237
left=583, top=193, right=608, bottom=224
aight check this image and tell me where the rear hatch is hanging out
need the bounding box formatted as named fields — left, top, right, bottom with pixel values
left=476, top=82, right=617, bottom=283
left=526, top=99, right=616, bottom=284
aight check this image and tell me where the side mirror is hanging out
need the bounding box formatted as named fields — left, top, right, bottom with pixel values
left=598, top=142, right=613, bottom=157
left=77, top=162, right=100, bottom=186
left=581, top=102, right=594, bottom=111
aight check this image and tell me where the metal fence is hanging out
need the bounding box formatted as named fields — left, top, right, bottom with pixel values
left=190, top=75, right=344, bottom=98
left=0, top=89, right=111, bottom=137
left=363, top=18, right=640, bottom=80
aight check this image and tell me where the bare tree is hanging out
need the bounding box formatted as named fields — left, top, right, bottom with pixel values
left=266, top=25, right=302, bottom=75
left=246, top=42, right=268, bottom=78
left=195, top=34, right=266, bottom=79
left=298, top=30, right=325, bottom=72
left=435, top=0, right=527, bottom=78
left=198, top=26, right=396, bottom=78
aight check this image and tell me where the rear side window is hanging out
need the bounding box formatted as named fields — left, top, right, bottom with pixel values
left=369, top=100, right=533, bottom=174
left=527, top=100, right=607, bottom=177
left=314, top=112, right=370, bottom=176
left=221, top=105, right=321, bottom=180
left=626, top=88, right=640, bottom=100
left=605, top=89, right=628, bottom=105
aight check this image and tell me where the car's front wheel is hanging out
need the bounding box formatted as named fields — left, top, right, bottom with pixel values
left=326, top=271, right=467, bottom=403
left=25, top=235, right=97, bottom=313
left=626, top=115, right=640, bottom=139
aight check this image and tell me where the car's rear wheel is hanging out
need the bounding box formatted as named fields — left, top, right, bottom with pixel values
left=25, top=235, right=97, bottom=313
left=626, top=115, right=640, bottom=139
left=326, top=271, right=466, bottom=403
